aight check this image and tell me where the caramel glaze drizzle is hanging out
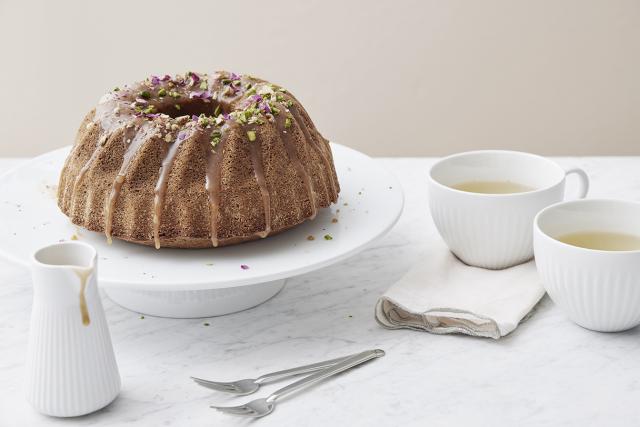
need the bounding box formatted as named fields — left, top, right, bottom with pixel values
left=205, top=127, right=229, bottom=247
left=246, top=126, right=272, bottom=239
left=67, top=98, right=138, bottom=216
left=278, top=113, right=317, bottom=219
left=152, top=130, right=192, bottom=249
left=104, top=121, right=152, bottom=244
left=290, top=107, right=338, bottom=201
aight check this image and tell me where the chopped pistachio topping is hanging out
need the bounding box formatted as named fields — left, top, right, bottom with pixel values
left=169, top=90, right=181, bottom=99
left=139, top=90, right=151, bottom=100
left=113, top=87, right=120, bottom=92
left=213, top=105, right=221, bottom=116
left=174, top=104, right=181, bottom=110
left=199, top=81, right=208, bottom=90
left=246, top=130, right=257, bottom=142
left=285, top=116, right=293, bottom=128
left=211, top=128, right=222, bottom=139
left=197, top=114, right=217, bottom=128
left=158, top=88, right=167, bottom=97
left=324, top=234, right=333, bottom=240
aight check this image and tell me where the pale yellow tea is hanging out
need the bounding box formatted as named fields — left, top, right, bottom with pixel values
left=556, top=231, right=640, bottom=251
left=451, top=180, right=534, bottom=194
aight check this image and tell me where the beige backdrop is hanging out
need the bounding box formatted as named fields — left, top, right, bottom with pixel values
left=1, top=0, right=639, bottom=157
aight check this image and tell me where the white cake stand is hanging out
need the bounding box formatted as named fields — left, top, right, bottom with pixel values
left=0, top=143, right=403, bottom=318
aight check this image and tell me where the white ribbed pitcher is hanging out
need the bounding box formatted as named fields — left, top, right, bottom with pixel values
left=26, top=241, right=120, bottom=417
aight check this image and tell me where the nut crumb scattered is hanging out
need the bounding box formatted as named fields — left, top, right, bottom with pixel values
left=307, top=235, right=315, bottom=241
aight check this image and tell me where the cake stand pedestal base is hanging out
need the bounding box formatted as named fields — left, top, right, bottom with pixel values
left=104, top=279, right=286, bottom=318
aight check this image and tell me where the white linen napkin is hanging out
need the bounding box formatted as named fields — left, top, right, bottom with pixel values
left=375, top=240, right=546, bottom=339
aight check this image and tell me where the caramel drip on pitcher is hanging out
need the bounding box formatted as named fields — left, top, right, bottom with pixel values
left=278, top=114, right=317, bottom=219
left=73, top=268, right=92, bottom=326
left=246, top=129, right=272, bottom=239
left=152, top=130, right=191, bottom=249
left=104, top=122, right=152, bottom=243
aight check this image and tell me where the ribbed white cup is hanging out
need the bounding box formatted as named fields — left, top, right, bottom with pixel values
left=534, top=199, right=640, bottom=332
left=429, top=150, right=589, bottom=269
left=26, top=241, right=120, bottom=417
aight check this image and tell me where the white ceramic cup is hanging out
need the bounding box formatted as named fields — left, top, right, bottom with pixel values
left=428, top=150, right=589, bottom=269
left=534, top=199, right=640, bottom=332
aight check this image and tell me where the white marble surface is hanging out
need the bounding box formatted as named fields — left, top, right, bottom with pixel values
left=1, top=156, right=640, bottom=426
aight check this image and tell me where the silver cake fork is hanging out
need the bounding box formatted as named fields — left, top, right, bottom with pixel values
left=191, top=352, right=358, bottom=395
left=210, top=349, right=385, bottom=418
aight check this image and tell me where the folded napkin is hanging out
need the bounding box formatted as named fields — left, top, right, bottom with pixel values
left=375, top=240, right=546, bottom=339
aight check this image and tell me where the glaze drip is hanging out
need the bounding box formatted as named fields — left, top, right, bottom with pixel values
left=246, top=129, right=272, bottom=238
left=205, top=129, right=228, bottom=247
left=291, top=107, right=338, bottom=200
left=73, top=268, right=92, bottom=326
left=279, top=114, right=317, bottom=219
left=104, top=122, right=152, bottom=244
left=152, top=130, right=191, bottom=249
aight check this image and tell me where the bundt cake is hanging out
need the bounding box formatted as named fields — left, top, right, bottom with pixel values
left=57, top=71, right=340, bottom=248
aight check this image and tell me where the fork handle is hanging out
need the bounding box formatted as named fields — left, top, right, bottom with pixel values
left=255, top=353, right=359, bottom=384
left=266, top=349, right=385, bottom=403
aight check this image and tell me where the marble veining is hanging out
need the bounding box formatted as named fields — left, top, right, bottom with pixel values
left=1, top=157, right=640, bottom=426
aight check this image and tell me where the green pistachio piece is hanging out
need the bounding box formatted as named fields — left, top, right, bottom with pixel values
left=246, top=130, right=257, bottom=142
